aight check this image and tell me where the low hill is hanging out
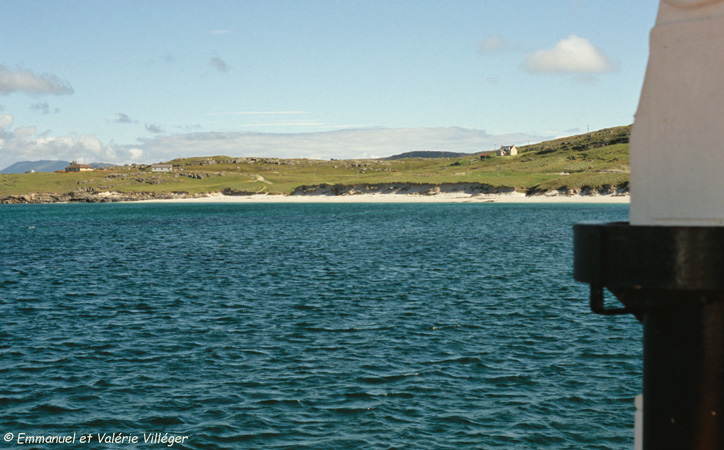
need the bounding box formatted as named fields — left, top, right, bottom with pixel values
left=1, top=160, right=70, bottom=174
left=383, top=151, right=473, bottom=160
left=0, top=161, right=116, bottom=174
left=0, top=125, right=631, bottom=202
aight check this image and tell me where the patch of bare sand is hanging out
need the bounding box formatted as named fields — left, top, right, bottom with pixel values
left=133, top=192, right=630, bottom=204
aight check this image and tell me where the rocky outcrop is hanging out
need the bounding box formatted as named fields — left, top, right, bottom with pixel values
left=291, top=182, right=519, bottom=196
left=526, top=182, right=629, bottom=197
left=292, top=182, right=629, bottom=198
left=0, top=189, right=209, bottom=204
left=220, top=188, right=271, bottom=196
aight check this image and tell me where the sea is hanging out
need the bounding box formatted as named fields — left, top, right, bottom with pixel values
left=0, top=202, right=640, bottom=449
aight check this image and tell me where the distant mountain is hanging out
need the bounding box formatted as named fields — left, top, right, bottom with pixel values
left=1, top=160, right=115, bottom=174
left=89, top=162, right=115, bottom=169
left=382, top=151, right=474, bottom=160
left=1, top=160, right=71, bottom=174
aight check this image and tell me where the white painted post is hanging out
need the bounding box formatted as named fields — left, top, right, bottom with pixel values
left=630, top=0, right=724, bottom=225
left=635, top=394, right=644, bottom=450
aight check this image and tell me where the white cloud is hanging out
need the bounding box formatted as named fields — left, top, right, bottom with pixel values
left=0, top=125, right=545, bottom=170
left=128, top=148, right=144, bottom=160
left=13, top=126, right=38, bottom=138
left=524, top=34, right=613, bottom=74
left=0, top=121, right=143, bottom=169
left=0, top=65, right=74, bottom=95
left=136, top=127, right=543, bottom=161
left=0, top=114, right=13, bottom=128
left=209, top=29, right=232, bottom=35
left=78, top=134, right=103, bottom=153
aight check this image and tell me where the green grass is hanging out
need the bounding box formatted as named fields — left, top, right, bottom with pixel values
left=0, top=125, right=631, bottom=197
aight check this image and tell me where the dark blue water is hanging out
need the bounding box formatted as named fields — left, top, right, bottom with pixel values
left=0, top=203, right=639, bottom=449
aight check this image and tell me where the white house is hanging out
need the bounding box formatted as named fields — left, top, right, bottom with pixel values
left=496, top=145, right=517, bottom=157
left=151, top=164, right=173, bottom=172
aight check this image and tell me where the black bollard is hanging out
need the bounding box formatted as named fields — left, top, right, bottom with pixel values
left=574, top=222, right=724, bottom=450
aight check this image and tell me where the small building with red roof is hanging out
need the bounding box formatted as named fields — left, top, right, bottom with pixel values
left=65, top=161, right=94, bottom=172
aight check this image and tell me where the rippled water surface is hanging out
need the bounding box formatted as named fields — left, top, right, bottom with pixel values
left=0, top=203, right=640, bottom=449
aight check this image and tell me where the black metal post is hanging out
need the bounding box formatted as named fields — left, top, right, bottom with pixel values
left=574, top=222, right=724, bottom=450
left=644, top=294, right=724, bottom=448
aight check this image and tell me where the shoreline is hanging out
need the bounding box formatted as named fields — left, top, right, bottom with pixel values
left=131, top=192, right=630, bottom=204
left=1, top=180, right=631, bottom=205
left=1, top=187, right=631, bottom=205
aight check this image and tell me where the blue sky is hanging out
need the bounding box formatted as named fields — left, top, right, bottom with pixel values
left=0, top=0, right=659, bottom=168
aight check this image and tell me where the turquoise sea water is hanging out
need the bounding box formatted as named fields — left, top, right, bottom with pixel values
left=0, top=203, right=639, bottom=449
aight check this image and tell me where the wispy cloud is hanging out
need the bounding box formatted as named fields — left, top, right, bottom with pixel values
left=145, top=123, right=164, bottom=134
left=237, top=122, right=327, bottom=128
left=208, top=110, right=309, bottom=116
left=175, top=123, right=203, bottom=131
left=114, top=113, right=137, bottom=124
left=0, top=65, right=74, bottom=96
left=209, top=56, right=231, bottom=73
left=209, top=29, right=232, bottom=35
left=30, top=101, right=59, bottom=114
left=524, top=34, right=613, bottom=74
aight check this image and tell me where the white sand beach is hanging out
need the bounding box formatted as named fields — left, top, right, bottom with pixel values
left=135, top=192, right=630, bottom=204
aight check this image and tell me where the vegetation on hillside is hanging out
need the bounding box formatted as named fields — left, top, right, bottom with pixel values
left=0, top=126, right=630, bottom=199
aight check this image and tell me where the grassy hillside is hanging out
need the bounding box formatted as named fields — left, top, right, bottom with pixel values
left=0, top=125, right=630, bottom=198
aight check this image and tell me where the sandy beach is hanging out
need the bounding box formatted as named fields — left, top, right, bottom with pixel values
left=135, top=192, right=630, bottom=204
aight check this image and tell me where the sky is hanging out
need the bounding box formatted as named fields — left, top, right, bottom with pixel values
left=0, top=0, right=660, bottom=169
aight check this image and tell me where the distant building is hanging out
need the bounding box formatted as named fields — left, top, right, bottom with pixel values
left=496, top=145, right=518, bottom=157
left=65, top=161, right=94, bottom=172
left=151, top=164, right=173, bottom=172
